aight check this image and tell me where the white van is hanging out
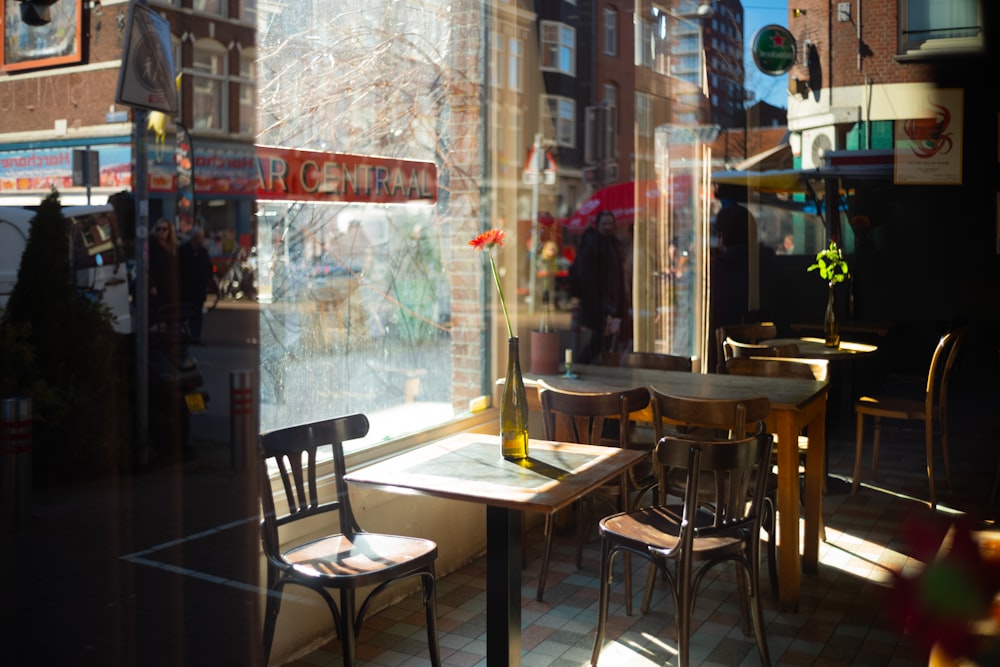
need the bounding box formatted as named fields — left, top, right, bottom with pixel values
left=0, top=204, right=133, bottom=334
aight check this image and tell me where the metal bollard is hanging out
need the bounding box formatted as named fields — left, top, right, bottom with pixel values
left=229, top=371, right=255, bottom=472
left=1, top=397, right=32, bottom=524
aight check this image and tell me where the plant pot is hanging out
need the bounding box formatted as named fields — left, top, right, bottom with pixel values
left=530, top=330, right=561, bottom=375
left=824, top=284, right=840, bottom=348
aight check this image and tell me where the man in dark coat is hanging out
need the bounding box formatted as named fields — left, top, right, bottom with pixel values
left=179, top=227, right=213, bottom=342
left=570, top=211, right=627, bottom=364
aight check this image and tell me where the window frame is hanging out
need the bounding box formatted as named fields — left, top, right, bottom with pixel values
left=190, top=39, right=229, bottom=133
left=603, top=8, right=618, bottom=57
left=542, top=94, right=576, bottom=148
left=898, top=0, right=983, bottom=57
left=540, top=21, right=576, bottom=76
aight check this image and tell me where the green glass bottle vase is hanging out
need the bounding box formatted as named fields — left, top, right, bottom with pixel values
left=500, top=336, right=529, bottom=460
left=824, top=283, right=840, bottom=348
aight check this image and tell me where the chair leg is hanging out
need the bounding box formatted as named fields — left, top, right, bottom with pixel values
left=536, top=513, right=555, bottom=602
left=872, top=417, right=882, bottom=480
left=743, top=562, right=772, bottom=666
left=940, top=415, right=953, bottom=493
left=262, top=586, right=282, bottom=666
left=421, top=569, right=442, bottom=667
left=851, top=412, right=865, bottom=494
left=675, top=555, right=693, bottom=667
left=591, top=538, right=613, bottom=667
left=639, top=560, right=658, bottom=615
left=763, top=494, right=779, bottom=599
left=925, top=421, right=937, bottom=509
left=339, top=589, right=357, bottom=666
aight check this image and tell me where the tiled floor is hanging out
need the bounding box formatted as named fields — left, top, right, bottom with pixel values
left=283, top=415, right=1000, bottom=667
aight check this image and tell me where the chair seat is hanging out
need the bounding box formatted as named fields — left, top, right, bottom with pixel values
left=284, top=533, right=438, bottom=585
left=855, top=395, right=926, bottom=420
left=600, top=506, right=746, bottom=556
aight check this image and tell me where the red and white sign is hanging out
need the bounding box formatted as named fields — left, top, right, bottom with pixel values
left=257, top=146, right=437, bottom=203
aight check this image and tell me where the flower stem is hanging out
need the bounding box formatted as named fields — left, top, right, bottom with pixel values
left=489, top=254, right=513, bottom=339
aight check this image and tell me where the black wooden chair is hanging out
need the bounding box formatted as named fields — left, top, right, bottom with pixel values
left=591, top=427, right=773, bottom=667
left=535, top=381, right=652, bottom=602
left=259, top=414, right=441, bottom=666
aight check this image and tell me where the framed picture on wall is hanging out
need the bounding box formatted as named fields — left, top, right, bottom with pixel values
left=2, top=0, right=82, bottom=73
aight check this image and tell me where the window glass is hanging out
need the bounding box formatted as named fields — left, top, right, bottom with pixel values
left=192, top=41, right=227, bottom=131
left=192, top=0, right=226, bottom=17
left=603, top=9, right=617, bottom=57
left=541, top=21, right=575, bottom=75
left=543, top=95, right=575, bottom=147
left=239, top=53, right=257, bottom=136
left=901, top=0, right=982, bottom=53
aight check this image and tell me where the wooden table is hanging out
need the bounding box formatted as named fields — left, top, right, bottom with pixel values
left=764, top=336, right=878, bottom=359
left=344, top=433, right=646, bottom=667
left=520, top=364, right=828, bottom=612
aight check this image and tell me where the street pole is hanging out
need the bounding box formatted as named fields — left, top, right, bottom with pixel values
left=134, top=105, right=150, bottom=466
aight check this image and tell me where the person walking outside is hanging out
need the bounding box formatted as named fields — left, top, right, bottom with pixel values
left=179, top=226, right=213, bottom=343
left=570, top=210, right=628, bottom=364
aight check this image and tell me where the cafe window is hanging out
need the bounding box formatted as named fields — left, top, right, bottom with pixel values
left=899, top=0, right=982, bottom=55
left=540, top=21, right=576, bottom=76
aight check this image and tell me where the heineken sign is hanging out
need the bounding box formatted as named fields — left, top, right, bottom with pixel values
left=751, top=24, right=797, bottom=76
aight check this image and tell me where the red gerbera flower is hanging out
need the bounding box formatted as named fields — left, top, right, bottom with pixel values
left=469, top=229, right=512, bottom=338
left=469, top=229, right=505, bottom=251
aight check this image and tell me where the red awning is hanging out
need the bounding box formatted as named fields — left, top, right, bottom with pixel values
left=564, top=180, right=658, bottom=230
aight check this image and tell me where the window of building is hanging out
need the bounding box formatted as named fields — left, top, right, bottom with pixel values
left=636, top=92, right=652, bottom=137
left=490, top=31, right=503, bottom=88
left=602, top=83, right=618, bottom=113
left=542, top=95, right=575, bottom=147
left=603, top=9, right=618, bottom=56
left=192, top=0, right=227, bottom=17
left=508, top=37, right=523, bottom=91
left=899, top=0, right=982, bottom=55
left=238, top=51, right=257, bottom=137
left=541, top=21, right=576, bottom=76
left=192, top=40, right=227, bottom=132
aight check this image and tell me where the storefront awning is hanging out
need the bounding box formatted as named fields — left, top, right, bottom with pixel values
left=712, top=168, right=808, bottom=193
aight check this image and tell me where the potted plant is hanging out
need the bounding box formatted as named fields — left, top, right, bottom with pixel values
left=808, top=240, right=850, bottom=348
left=531, top=240, right=561, bottom=374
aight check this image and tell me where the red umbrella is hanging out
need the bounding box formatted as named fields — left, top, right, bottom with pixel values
left=564, top=180, right=661, bottom=230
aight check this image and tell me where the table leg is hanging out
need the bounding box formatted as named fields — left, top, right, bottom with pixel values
left=802, top=404, right=826, bottom=573
left=486, top=505, right=521, bottom=667
left=774, top=411, right=802, bottom=613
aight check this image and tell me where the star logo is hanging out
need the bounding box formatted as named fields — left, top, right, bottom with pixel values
left=771, top=33, right=785, bottom=47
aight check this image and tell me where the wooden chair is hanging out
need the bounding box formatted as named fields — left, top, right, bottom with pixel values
left=259, top=414, right=441, bottom=667
left=535, top=381, right=651, bottom=602
left=726, top=355, right=831, bottom=589
left=620, top=351, right=693, bottom=373
left=853, top=327, right=968, bottom=508
left=591, top=428, right=773, bottom=667
left=646, top=391, right=779, bottom=600
left=713, top=322, right=778, bottom=373
left=722, top=337, right=800, bottom=371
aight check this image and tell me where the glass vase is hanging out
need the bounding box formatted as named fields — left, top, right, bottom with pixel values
left=824, top=283, right=840, bottom=348
left=500, top=336, right=529, bottom=460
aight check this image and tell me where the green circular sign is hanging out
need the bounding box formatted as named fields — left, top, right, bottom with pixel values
left=751, top=24, right=797, bottom=76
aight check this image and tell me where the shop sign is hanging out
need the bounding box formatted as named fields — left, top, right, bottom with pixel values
left=0, top=146, right=132, bottom=192
left=256, top=146, right=437, bottom=204
left=751, top=24, right=796, bottom=76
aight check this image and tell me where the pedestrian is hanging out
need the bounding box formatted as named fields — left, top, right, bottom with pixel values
left=149, top=217, right=180, bottom=326
left=569, top=210, right=628, bottom=364
left=179, top=226, right=213, bottom=343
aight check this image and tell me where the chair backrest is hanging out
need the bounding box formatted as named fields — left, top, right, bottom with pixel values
left=714, top=322, right=778, bottom=372
left=258, top=414, right=369, bottom=560
left=723, top=337, right=800, bottom=367
left=620, top=351, right=693, bottom=373
left=726, top=356, right=830, bottom=382
left=650, top=389, right=770, bottom=441
left=926, top=326, right=969, bottom=416
left=655, top=430, right=771, bottom=533
left=537, top=380, right=651, bottom=448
